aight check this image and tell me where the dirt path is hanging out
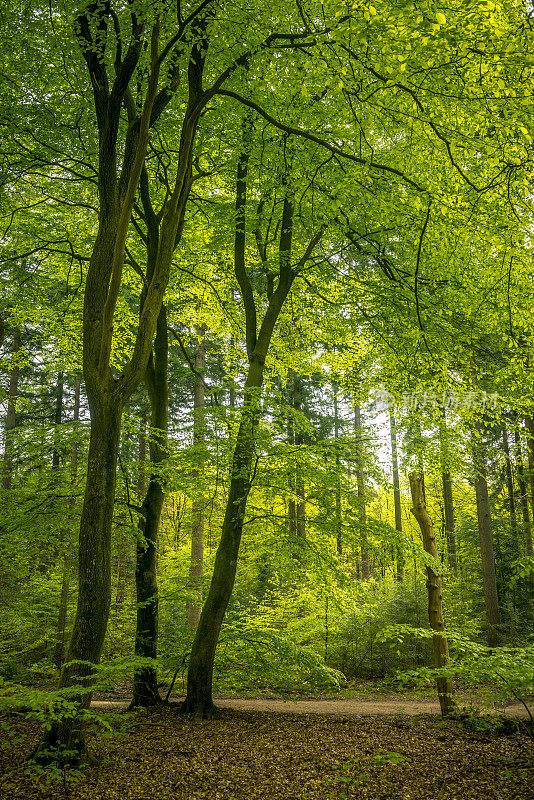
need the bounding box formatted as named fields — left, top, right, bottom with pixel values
left=91, top=695, right=532, bottom=718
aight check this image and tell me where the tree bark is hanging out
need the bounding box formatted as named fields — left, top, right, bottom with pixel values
left=182, top=358, right=264, bottom=717
left=389, top=408, right=404, bottom=582
left=2, top=328, right=21, bottom=492
left=523, top=415, right=534, bottom=555
left=131, top=304, right=168, bottom=708
left=287, top=372, right=306, bottom=563
left=471, top=422, right=501, bottom=645
left=439, top=411, right=458, bottom=576
left=34, top=400, right=123, bottom=762
left=514, top=427, right=533, bottom=556
left=354, top=396, right=369, bottom=579
left=502, top=427, right=519, bottom=553
left=333, top=384, right=342, bottom=556
left=409, top=472, right=456, bottom=716
left=187, top=324, right=206, bottom=629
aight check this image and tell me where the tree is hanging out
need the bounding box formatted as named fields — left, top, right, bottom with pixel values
left=471, top=422, right=502, bottom=646
left=409, top=472, right=456, bottom=716
left=32, top=0, right=228, bottom=761
left=182, top=115, right=325, bottom=715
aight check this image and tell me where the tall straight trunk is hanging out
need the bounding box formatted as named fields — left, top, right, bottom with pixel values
left=354, top=396, right=369, bottom=579
left=333, top=385, right=342, bottom=556
left=471, top=422, right=501, bottom=645
left=293, top=379, right=306, bottom=549
left=409, top=473, right=456, bottom=716
left=2, top=328, right=21, bottom=492
left=54, top=373, right=81, bottom=669
left=182, top=358, right=264, bottom=716
left=52, top=371, right=64, bottom=469
left=389, top=408, right=404, bottom=582
left=137, top=413, right=148, bottom=500
left=288, top=373, right=305, bottom=562
left=514, top=427, right=533, bottom=556
left=523, top=415, right=534, bottom=554
left=35, top=400, right=123, bottom=760
left=439, top=410, right=457, bottom=574
left=439, top=410, right=458, bottom=575
left=188, top=324, right=206, bottom=629
left=502, top=427, right=519, bottom=552
left=131, top=304, right=168, bottom=708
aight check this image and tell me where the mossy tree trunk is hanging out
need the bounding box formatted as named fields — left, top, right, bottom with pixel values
left=188, top=324, right=206, bottom=629
left=33, top=7, right=214, bottom=761
left=131, top=304, right=168, bottom=707
left=409, top=472, right=456, bottom=716
left=471, top=421, right=501, bottom=646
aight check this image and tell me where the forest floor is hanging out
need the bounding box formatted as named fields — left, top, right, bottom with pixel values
left=91, top=694, right=531, bottom=718
left=0, top=695, right=532, bottom=800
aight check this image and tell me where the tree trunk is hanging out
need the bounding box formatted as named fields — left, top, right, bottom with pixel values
left=409, top=472, right=456, bottom=716
left=2, top=328, right=21, bottom=492
left=188, top=324, right=206, bottom=629
left=34, top=400, right=123, bottom=762
left=523, top=415, right=534, bottom=555
left=183, top=359, right=264, bottom=717
left=471, top=422, right=501, bottom=645
left=502, top=427, right=519, bottom=553
left=389, top=408, right=404, bottom=582
left=439, top=410, right=458, bottom=575
left=333, top=384, right=342, bottom=556
left=131, top=305, right=168, bottom=708
left=288, top=373, right=305, bottom=563
left=354, top=396, right=369, bottom=579
left=514, top=427, right=533, bottom=556
left=181, top=116, right=321, bottom=717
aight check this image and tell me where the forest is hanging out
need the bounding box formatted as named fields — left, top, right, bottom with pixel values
left=0, top=0, right=533, bottom=798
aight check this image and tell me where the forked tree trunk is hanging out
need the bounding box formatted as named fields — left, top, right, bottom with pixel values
left=181, top=120, right=322, bottom=715
left=471, top=422, right=501, bottom=645
left=188, top=324, right=206, bottom=629
left=389, top=408, right=404, bottom=582
left=33, top=8, right=228, bottom=762
left=409, top=472, right=456, bottom=716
